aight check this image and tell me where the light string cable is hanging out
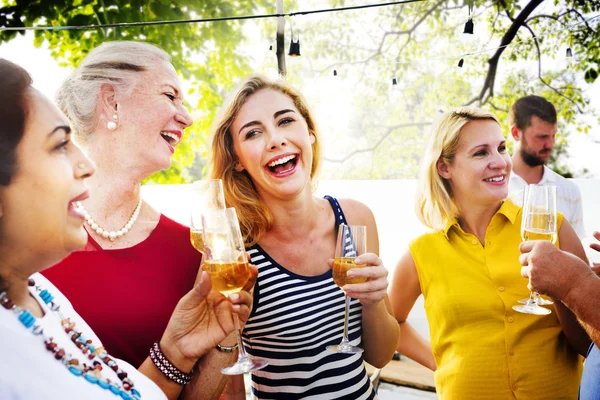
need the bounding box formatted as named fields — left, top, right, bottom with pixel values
left=372, top=12, right=600, bottom=68
left=324, top=12, right=600, bottom=88
left=0, top=0, right=425, bottom=32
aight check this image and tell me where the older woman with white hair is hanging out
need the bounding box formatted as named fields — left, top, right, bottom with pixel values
left=42, top=41, right=240, bottom=397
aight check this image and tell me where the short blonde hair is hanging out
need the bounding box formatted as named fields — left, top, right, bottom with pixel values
left=209, top=75, right=321, bottom=246
left=416, top=107, right=500, bottom=230
left=57, top=41, right=170, bottom=142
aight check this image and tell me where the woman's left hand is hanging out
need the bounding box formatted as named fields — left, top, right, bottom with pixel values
left=329, top=253, right=388, bottom=306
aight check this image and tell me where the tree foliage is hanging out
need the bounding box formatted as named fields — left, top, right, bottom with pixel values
left=1, top=0, right=599, bottom=181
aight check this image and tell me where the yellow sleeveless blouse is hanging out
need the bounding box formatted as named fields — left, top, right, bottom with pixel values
left=409, top=201, right=583, bottom=399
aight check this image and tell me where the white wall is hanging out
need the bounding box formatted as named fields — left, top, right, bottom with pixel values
left=142, top=179, right=600, bottom=339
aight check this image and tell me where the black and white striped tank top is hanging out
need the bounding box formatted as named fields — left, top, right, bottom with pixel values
left=242, top=196, right=377, bottom=400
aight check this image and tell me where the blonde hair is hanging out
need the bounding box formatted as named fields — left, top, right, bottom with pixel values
left=416, top=107, right=500, bottom=230
left=56, top=41, right=170, bottom=142
left=209, top=75, right=322, bottom=246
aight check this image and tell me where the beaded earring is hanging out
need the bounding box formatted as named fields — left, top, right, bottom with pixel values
left=107, top=114, right=118, bottom=131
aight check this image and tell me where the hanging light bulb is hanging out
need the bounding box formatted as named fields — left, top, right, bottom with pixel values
left=461, top=3, right=475, bottom=43
left=463, top=19, right=474, bottom=35
left=392, top=77, right=398, bottom=85
left=269, top=45, right=273, bottom=51
left=288, top=18, right=301, bottom=57
left=566, top=48, right=573, bottom=59
left=333, top=69, right=337, bottom=76
left=289, top=39, right=301, bottom=57
left=458, top=58, right=464, bottom=68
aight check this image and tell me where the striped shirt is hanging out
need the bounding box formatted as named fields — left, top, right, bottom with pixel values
left=242, top=196, right=376, bottom=400
left=509, top=166, right=586, bottom=238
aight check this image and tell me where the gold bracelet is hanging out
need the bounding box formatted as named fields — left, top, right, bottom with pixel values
left=216, top=343, right=239, bottom=353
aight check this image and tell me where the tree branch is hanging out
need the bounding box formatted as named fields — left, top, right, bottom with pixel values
left=323, top=122, right=431, bottom=163
left=522, top=22, right=584, bottom=113
left=317, top=0, right=443, bottom=74
left=470, top=0, right=545, bottom=106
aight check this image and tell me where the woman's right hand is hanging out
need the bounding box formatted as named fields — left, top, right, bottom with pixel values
left=158, top=266, right=257, bottom=372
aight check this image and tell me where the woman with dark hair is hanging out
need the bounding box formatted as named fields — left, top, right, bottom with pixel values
left=0, top=58, right=254, bottom=400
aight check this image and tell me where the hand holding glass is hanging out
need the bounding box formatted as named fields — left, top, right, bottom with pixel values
left=513, top=184, right=557, bottom=316
left=201, top=208, right=268, bottom=374
left=327, top=224, right=368, bottom=354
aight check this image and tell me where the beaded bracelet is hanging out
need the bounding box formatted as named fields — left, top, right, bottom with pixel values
left=149, top=341, right=193, bottom=386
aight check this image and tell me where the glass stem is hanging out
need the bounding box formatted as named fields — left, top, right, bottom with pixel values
left=233, top=314, right=249, bottom=362
left=527, top=291, right=538, bottom=306
left=340, top=295, right=351, bottom=346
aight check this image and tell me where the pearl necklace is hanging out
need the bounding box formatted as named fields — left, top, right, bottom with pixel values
left=0, top=279, right=141, bottom=399
left=76, top=198, right=143, bottom=242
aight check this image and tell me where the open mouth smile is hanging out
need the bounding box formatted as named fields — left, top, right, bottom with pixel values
left=160, top=131, right=182, bottom=153
left=265, top=154, right=298, bottom=177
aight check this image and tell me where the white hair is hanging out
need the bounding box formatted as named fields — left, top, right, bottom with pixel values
left=56, top=41, right=170, bottom=141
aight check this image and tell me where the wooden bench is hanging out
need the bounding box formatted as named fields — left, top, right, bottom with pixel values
left=366, top=359, right=436, bottom=392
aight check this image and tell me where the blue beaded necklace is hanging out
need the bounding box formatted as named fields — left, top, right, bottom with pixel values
left=0, top=278, right=141, bottom=400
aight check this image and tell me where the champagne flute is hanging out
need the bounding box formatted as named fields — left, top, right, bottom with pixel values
left=327, top=224, right=368, bottom=354
left=513, top=184, right=557, bottom=315
left=190, top=179, right=225, bottom=253
left=202, top=208, right=268, bottom=374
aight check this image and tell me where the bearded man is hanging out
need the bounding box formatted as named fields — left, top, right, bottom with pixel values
left=509, top=95, right=586, bottom=238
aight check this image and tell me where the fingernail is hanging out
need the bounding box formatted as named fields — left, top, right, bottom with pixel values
left=229, top=293, right=239, bottom=301
left=232, top=304, right=241, bottom=311
left=355, top=258, right=362, bottom=264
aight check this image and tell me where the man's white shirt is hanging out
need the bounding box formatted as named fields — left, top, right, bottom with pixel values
left=509, top=165, right=586, bottom=238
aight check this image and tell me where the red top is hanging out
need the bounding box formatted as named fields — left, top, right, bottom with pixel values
left=43, top=214, right=202, bottom=367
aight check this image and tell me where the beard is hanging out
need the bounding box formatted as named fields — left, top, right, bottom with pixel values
left=520, top=147, right=547, bottom=167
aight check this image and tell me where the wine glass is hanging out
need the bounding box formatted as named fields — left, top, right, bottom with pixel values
left=190, top=179, right=225, bottom=254
left=513, top=184, right=557, bottom=315
left=327, top=224, right=368, bottom=354
left=202, top=208, right=268, bottom=374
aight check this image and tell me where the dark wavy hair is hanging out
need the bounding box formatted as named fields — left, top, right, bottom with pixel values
left=0, top=58, right=32, bottom=186
left=0, top=59, right=33, bottom=291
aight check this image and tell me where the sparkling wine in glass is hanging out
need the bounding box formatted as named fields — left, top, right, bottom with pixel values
left=513, top=184, right=557, bottom=316
left=202, top=208, right=268, bottom=374
left=327, top=224, right=367, bottom=354
left=190, top=179, right=225, bottom=253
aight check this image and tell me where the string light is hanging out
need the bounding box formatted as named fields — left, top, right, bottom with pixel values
left=2, top=0, right=597, bottom=87
left=0, top=0, right=425, bottom=32
left=463, top=19, right=474, bottom=35
left=461, top=2, right=474, bottom=43
left=288, top=18, right=301, bottom=57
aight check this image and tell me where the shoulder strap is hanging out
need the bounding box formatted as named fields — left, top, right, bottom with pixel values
left=323, top=195, right=349, bottom=228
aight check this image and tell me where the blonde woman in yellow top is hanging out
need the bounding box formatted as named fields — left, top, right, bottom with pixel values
left=388, top=107, right=590, bottom=399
